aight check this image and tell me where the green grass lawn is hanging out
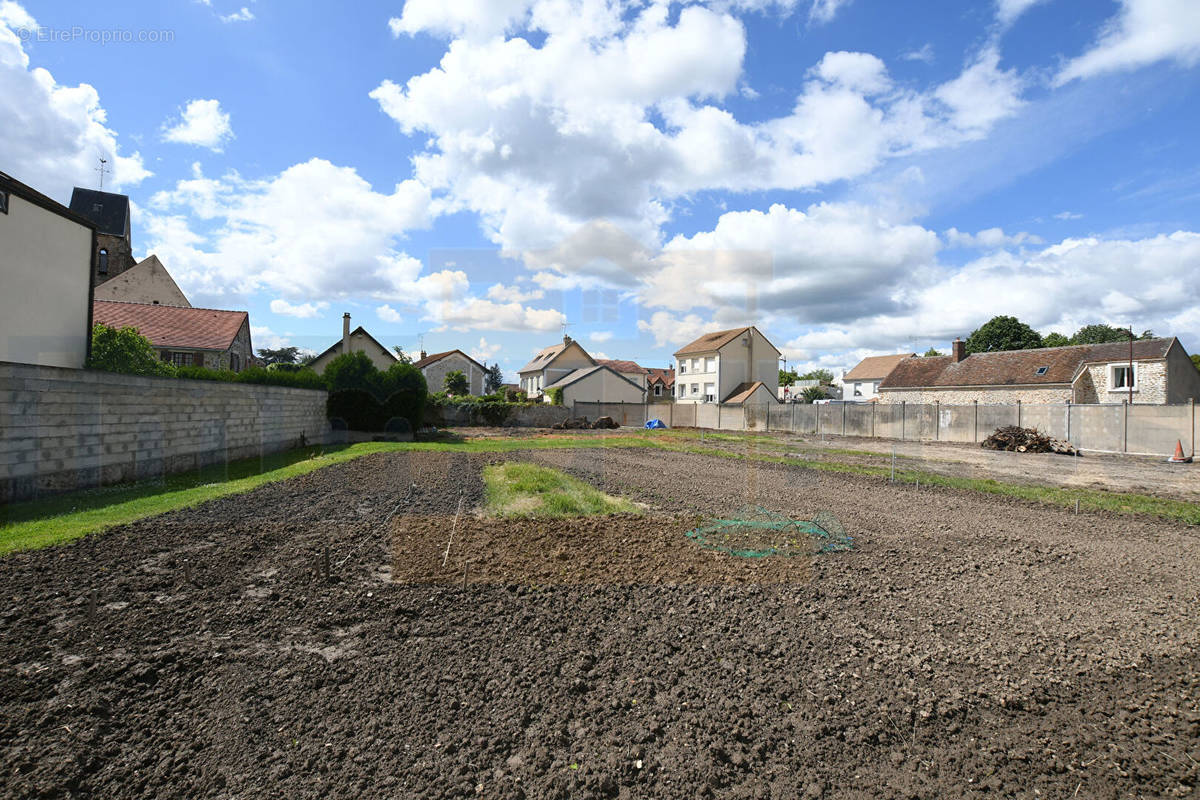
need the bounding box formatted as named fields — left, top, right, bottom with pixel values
left=4, top=429, right=1196, bottom=556
left=483, top=462, right=639, bottom=517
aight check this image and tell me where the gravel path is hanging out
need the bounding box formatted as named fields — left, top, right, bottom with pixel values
left=1, top=448, right=1196, bottom=799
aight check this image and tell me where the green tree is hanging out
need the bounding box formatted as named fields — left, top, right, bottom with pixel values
left=547, top=387, right=565, bottom=405
left=378, top=362, right=427, bottom=432
left=800, top=385, right=826, bottom=403
left=799, top=368, right=834, bottom=384
left=88, top=324, right=175, bottom=377
left=964, top=315, right=1043, bottom=354
left=323, top=351, right=380, bottom=395
left=444, top=370, right=469, bottom=395
left=1042, top=332, right=1071, bottom=348
left=1191, top=353, right=1200, bottom=371
left=923, top=347, right=943, bottom=357
left=779, top=369, right=799, bottom=387
left=1071, top=323, right=1131, bottom=345
left=257, top=346, right=300, bottom=365
left=392, top=345, right=413, bottom=364
left=484, top=363, right=505, bottom=394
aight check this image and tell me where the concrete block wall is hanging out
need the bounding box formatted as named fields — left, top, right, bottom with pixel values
left=0, top=362, right=332, bottom=502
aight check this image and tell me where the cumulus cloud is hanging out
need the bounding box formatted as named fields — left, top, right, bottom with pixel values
left=1056, top=0, right=1200, bottom=85
left=0, top=2, right=149, bottom=199
left=219, top=7, right=255, bottom=23
left=995, top=0, right=1046, bottom=27
left=162, top=99, right=234, bottom=151
left=486, top=283, right=545, bottom=303
left=373, top=4, right=1026, bottom=258
left=1054, top=210, right=1083, bottom=220
left=589, top=330, right=614, bottom=343
left=270, top=298, right=328, bottom=318
left=809, top=0, right=853, bottom=24
left=426, top=297, right=566, bottom=333
left=944, top=227, right=1043, bottom=248
left=377, top=304, right=403, bottom=323
left=637, top=311, right=726, bottom=348
left=470, top=336, right=502, bottom=361
left=144, top=158, right=434, bottom=302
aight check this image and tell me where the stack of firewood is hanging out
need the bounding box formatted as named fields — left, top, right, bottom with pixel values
left=981, top=425, right=1077, bottom=455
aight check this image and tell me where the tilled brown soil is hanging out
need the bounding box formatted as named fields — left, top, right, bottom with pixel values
left=1, top=448, right=1198, bottom=799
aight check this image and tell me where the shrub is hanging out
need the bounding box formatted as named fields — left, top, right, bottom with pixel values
left=236, top=366, right=326, bottom=390
left=175, top=365, right=237, bottom=382
left=443, top=369, right=469, bottom=395
left=547, top=387, right=564, bottom=405
left=322, top=352, right=426, bottom=432
left=379, top=362, right=427, bottom=431
left=87, top=324, right=175, bottom=377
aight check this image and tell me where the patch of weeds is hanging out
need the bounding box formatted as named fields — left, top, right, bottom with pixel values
left=483, top=462, right=639, bottom=518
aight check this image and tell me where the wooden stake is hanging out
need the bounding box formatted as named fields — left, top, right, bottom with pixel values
left=1075, top=499, right=1080, bottom=515
left=442, top=493, right=465, bottom=568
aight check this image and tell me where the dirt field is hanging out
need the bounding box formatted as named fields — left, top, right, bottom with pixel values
left=1, top=448, right=1197, bottom=799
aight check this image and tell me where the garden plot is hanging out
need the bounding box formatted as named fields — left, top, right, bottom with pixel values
left=1, top=449, right=1197, bottom=800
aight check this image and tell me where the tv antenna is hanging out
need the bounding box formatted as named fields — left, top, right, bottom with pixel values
left=95, top=158, right=110, bottom=189
left=560, top=320, right=573, bottom=338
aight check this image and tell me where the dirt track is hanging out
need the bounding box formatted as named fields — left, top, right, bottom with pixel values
left=1, top=448, right=1198, bottom=799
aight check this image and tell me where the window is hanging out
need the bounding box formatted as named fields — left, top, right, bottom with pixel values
left=853, top=383, right=862, bottom=397
left=678, top=384, right=685, bottom=398
left=872, top=382, right=880, bottom=394
left=691, top=383, right=699, bottom=396
left=0, top=190, right=8, bottom=214
left=654, top=384, right=662, bottom=396
left=1110, top=364, right=1137, bottom=391
left=98, top=248, right=109, bottom=275
left=170, top=351, right=194, bottom=367
left=704, top=382, right=715, bottom=402
left=678, top=361, right=687, bottom=374
left=691, top=358, right=700, bottom=372
left=230, top=353, right=240, bottom=372
left=705, top=357, right=715, bottom=372
left=1035, top=366, right=1048, bottom=376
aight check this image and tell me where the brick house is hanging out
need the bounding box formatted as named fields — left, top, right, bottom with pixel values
left=92, top=300, right=253, bottom=371
left=879, top=337, right=1200, bottom=404
left=414, top=349, right=488, bottom=395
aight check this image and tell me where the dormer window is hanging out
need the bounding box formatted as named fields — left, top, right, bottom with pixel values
left=98, top=248, right=109, bottom=275
left=1035, top=366, right=1048, bottom=376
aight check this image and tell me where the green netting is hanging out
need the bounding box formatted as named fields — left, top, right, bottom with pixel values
left=686, top=506, right=853, bottom=558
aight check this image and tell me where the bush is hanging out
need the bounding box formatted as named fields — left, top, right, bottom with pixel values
left=174, top=365, right=238, bottom=382
left=547, top=387, right=564, bottom=405
left=443, top=369, right=469, bottom=395
left=235, top=366, right=326, bottom=390
left=87, top=324, right=175, bottom=377
left=323, top=352, right=426, bottom=432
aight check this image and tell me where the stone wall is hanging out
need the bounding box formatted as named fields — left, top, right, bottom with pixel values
left=879, top=387, right=1072, bottom=405
left=1081, top=359, right=1168, bottom=404
left=0, top=362, right=331, bottom=502
left=436, top=402, right=570, bottom=428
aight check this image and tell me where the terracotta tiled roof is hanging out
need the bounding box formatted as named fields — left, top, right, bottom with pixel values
left=723, top=381, right=771, bottom=404
left=645, top=367, right=675, bottom=387
left=93, top=300, right=247, bottom=351
left=413, top=349, right=485, bottom=371
left=880, top=339, right=1176, bottom=389
left=674, top=327, right=751, bottom=356
left=844, top=353, right=916, bottom=381
left=596, top=358, right=646, bottom=374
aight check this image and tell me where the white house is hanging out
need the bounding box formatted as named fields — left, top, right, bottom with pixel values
left=672, top=326, right=781, bottom=404
left=841, top=353, right=915, bottom=402
left=0, top=171, right=96, bottom=369
left=413, top=349, right=488, bottom=395
left=517, top=335, right=596, bottom=400
left=543, top=364, right=646, bottom=405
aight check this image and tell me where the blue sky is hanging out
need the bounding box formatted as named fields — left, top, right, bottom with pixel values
left=3, top=0, right=1199, bottom=379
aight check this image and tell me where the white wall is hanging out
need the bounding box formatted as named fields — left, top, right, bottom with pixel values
left=674, top=353, right=719, bottom=403
left=0, top=193, right=93, bottom=368
left=562, top=369, right=645, bottom=405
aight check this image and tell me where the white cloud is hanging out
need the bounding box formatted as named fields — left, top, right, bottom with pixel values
left=162, top=99, right=234, bottom=151
left=470, top=336, right=502, bottom=362
left=219, top=7, right=255, bottom=23
left=250, top=325, right=292, bottom=351
left=995, top=0, right=1046, bottom=27
left=377, top=304, right=403, bottom=323
left=388, top=0, right=534, bottom=39
left=143, top=159, right=435, bottom=303
left=637, top=311, right=721, bottom=348
left=809, top=0, right=853, bottom=24
left=1056, top=0, right=1200, bottom=85
left=1054, top=210, right=1084, bottom=220
left=486, top=282, right=545, bottom=303
left=944, top=227, right=1043, bottom=248
left=426, top=297, right=566, bottom=332
left=933, top=47, right=1024, bottom=137
left=902, top=43, right=934, bottom=63
left=270, top=298, right=328, bottom=318
left=589, top=330, right=614, bottom=343
left=0, top=3, right=149, bottom=199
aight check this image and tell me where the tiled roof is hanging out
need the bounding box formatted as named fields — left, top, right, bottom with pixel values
left=645, top=367, right=675, bottom=387
left=723, top=381, right=769, bottom=404
left=674, top=327, right=751, bottom=356
left=880, top=338, right=1176, bottom=389
left=517, top=339, right=594, bottom=374
left=93, top=300, right=248, bottom=351
left=596, top=358, right=646, bottom=374
left=413, top=349, right=485, bottom=371
left=844, top=353, right=916, bottom=381
left=69, top=188, right=130, bottom=236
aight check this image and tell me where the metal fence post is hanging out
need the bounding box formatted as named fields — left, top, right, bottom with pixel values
left=841, top=402, right=847, bottom=437
left=1017, top=399, right=1022, bottom=429
left=1065, top=402, right=1071, bottom=443
left=901, top=401, right=906, bottom=441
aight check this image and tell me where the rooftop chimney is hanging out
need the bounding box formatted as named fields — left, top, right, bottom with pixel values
left=342, top=313, right=351, bottom=355
left=420, top=350, right=427, bottom=360
left=952, top=338, right=966, bottom=362
left=563, top=334, right=572, bottom=344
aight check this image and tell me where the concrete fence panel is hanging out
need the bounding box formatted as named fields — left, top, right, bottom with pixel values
left=845, top=404, right=874, bottom=437
left=767, top=403, right=792, bottom=431
left=940, top=404, right=976, bottom=443
left=977, top=405, right=1020, bottom=439
left=1069, top=404, right=1123, bottom=453
left=1019, top=404, right=1069, bottom=440
left=1125, top=404, right=1191, bottom=457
